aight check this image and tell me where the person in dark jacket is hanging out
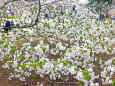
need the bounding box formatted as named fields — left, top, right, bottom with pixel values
left=60, top=10, right=64, bottom=15
left=72, top=5, right=76, bottom=11
left=53, top=13, right=57, bottom=18
left=4, top=20, right=11, bottom=32
left=44, top=13, right=49, bottom=18
left=99, top=14, right=102, bottom=24
left=60, top=8, right=64, bottom=16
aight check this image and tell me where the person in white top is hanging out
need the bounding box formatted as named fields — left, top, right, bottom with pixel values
left=111, top=15, right=115, bottom=24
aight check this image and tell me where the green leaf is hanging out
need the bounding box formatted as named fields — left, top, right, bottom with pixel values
left=112, top=79, right=115, bottom=86
left=86, top=26, right=90, bottom=31
left=83, top=69, right=91, bottom=81
left=63, top=61, right=68, bottom=66
left=31, top=74, right=37, bottom=79
left=102, top=60, right=105, bottom=65
left=74, top=67, right=79, bottom=71
left=99, top=34, right=102, bottom=39
left=107, top=48, right=112, bottom=53
left=97, top=28, right=100, bottom=31
left=0, top=40, right=4, bottom=44
left=7, top=62, right=13, bottom=66
left=41, top=47, right=46, bottom=53
left=12, top=46, right=17, bottom=51
left=15, top=71, right=19, bottom=75
left=90, top=51, right=93, bottom=56
left=18, top=54, right=26, bottom=60
left=21, top=63, right=26, bottom=71
left=110, top=30, right=115, bottom=35
left=21, top=74, right=25, bottom=78
left=79, top=30, right=82, bottom=34
left=4, top=43, right=9, bottom=48
left=100, top=43, right=104, bottom=48
left=112, top=60, right=115, bottom=65
left=53, top=49, right=57, bottom=53
left=78, top=81, right=84, bottom=86
left=53, top=58, right=58, bottom=62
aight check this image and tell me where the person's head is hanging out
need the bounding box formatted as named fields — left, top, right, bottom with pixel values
left=73, top=5, right=76, bottom=8
left=60, top=7, right=63, bottom=10
left=11, top=20, right=13, bottom=22
left=7, top=20, right=10, bottom=23
left=5, top=20, right=8, bottom=24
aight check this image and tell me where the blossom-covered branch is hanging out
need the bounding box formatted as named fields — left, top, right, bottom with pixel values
left=0, top=0, right=18, bottom=9
left=2, top=0, right=41, bottom=29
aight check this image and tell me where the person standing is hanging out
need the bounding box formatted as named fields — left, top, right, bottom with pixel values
left=10, top=20, right=15, bottom=26
left=72, top=5, right=76, bottom=11
left=113, top=16, right=115, bottom=24
left=53, top=12, right=57, bottom=19
left=3, top=20, right=6, bottom=27
left=99, top=14, right=102, bottom=24
left=111, top=16, right=115, bottom=24
left=44, top=13, right=49, bottom=19
left=60, top=8, right=64, bottom=16
left=4, top=20, right=11, bottom=32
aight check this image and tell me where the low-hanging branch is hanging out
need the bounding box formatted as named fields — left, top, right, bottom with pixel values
left=2, top=0, right=41, bottom=29
left=1, top=0, right=65, bottom=30
left=0, top=0, right=18, bottom=9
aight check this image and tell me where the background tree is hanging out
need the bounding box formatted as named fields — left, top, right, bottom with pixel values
left=87, top=0, right=114, bottom=14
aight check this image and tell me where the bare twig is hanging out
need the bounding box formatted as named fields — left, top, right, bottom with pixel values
left=0, top=0, right=18, bottom=9
left=42, top=77, right=78, bottom=85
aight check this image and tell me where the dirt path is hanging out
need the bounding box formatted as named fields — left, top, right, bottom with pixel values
left=0, top=77, right=12, bottom=86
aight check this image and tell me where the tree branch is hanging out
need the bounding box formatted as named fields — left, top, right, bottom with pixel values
left=0, top=0, right=18, bottom=9
left=2, top=0, right=41, bottom=29
left=1, top=0, right=66, bottom=30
